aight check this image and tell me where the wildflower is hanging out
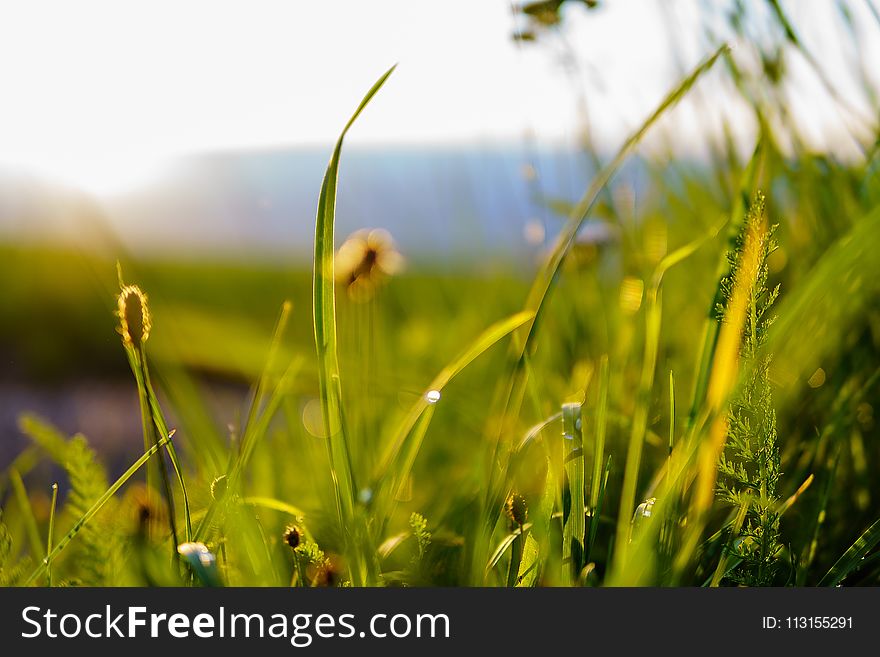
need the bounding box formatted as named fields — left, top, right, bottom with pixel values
left=335, top=228, right=404, bottom=301
left=117, top=285, right=151, bottom=348
left=282, top=524, right=301, bottom=549
left=177, top=541, right=216, bottom=568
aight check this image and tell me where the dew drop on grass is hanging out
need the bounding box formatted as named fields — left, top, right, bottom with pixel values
left=425, top=390, right=441, bottom=404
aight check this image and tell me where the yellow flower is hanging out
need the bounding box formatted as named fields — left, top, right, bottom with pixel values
left=335, top=228, right=404, bottom=301
left=117, top=284, right=151, bottom=347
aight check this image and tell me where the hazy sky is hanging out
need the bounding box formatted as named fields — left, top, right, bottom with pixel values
left=0, top=0, right=876, bottom=195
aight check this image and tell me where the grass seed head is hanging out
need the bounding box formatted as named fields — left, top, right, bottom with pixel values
left=210, top=475, right=227, bottom=501
left=282, top=524, right=301, bottom=549
left=505, top=492, right=528, bottom=527
left=117, top=285, right=152, bottom=348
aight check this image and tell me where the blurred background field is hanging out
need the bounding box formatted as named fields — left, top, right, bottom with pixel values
left=0, top=1, right=878, bottom=586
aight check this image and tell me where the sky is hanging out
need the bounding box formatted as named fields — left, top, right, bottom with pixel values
left=0, top=0, right=877, bottom=196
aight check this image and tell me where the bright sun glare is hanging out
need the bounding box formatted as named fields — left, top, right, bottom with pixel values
left=0, top=1, right=872, bottom=197
left=8, top=153, right=170, bottom=197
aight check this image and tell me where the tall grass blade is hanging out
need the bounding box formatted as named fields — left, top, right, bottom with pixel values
left=24, top=433, right=172, bottom=585
left=501, top=45, right=728, bottom=434
left=818, top=517, right=880, bottom=586
left=375, top=310, right=535, bottom=514
left=562, top=402, right=585, bottom=583
left=313, top=65, right=395, bottom=585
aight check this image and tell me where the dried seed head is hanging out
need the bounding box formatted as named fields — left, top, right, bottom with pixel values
left=282, top=524, right=301, bottom=549
left=505, top=492, right=528, bottom=526
left=117, top=285, right=151, bottom=347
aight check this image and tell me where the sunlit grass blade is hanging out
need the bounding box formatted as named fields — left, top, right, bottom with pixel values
left=500, top=45, right=728, bottom=430
left=23, top=433, right=172, bottom=586
left=818, top=517, right=880, bottom=586
left=242, top=300, right=292, bottom=445
left=485, top=523, right=532, bottom=576
left=241, top=497, right=307, bottom=520
left=313, top=65, right=395, bottom=585
left=46, top=483, right=58, bottom=586
left=374, top=310, right=535, bottom=521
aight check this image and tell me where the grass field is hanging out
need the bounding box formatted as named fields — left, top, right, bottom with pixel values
left=2, top=6, right=880, bottom=587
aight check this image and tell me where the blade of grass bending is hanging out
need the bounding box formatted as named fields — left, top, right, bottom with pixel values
left=242, top=301, right=293, bottom=449
left=710, top=497, right=749, bottom=587
left=488, top=45, right=727, bottom=516
left=375, top=310, right=534, bottom=502
left=313, top=66, right=395, bottom=574
left=242, top=497, right=306, bottom=520
left=485, top=523, right=533, bottom=575
left=24, top=433, right=171, bottom=585
left=819, top=517, right=880, bottom=586
left=46, top=483, right=58, bottom=586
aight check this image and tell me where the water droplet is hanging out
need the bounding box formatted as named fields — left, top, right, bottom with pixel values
left=358, top=488, right=373, bottom=505
left=425, top=390, right=441, bottom=404
left=630, top=497, right=657, bottom=539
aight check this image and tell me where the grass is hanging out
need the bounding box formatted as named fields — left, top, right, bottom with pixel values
left=1, top=24, right=879, bottom=587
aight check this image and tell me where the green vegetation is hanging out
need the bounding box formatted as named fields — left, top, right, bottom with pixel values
left=1, top=5, right=879, bottom=587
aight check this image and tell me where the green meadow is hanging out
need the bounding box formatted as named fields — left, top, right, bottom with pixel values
left=2, top=6, right=880, bottom=588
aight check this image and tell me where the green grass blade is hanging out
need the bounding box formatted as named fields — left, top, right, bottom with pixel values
left=587, top=455, right=612, bottom=567
left=23, top=433, right=171, bottom=585
left=374, top=310, right=534, bottom=518
left=127, top=345, right=192, bottom=543
left=241, top=497, right=307, bottom=520
left=562, top=402, right=585, bottom=583
left=46, top=483, right=58, bottom=586
left=818, top=517, right=880, bottom=586
left=591, top=356, right=609, bottom=511
left=485, top=523, right=532, bottom=575
left=494, top=46, right=728, bottom=503
left=313, top=65, right=395, bottom=584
